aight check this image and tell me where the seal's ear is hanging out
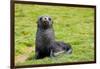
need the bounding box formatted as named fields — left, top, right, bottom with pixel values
left=36, top=16, right=40, bottom=24
left=51, top=17, right=53, bottom=24
left=52, top=21, right=53, bottom=24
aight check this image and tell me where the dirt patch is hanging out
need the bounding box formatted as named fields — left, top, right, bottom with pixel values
left=15, top=47, right=34, bottom=64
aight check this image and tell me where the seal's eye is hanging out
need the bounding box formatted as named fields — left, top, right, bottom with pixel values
left=49, top=18, right=51, bottom=21
left=40, top=17, right=42, bottom=21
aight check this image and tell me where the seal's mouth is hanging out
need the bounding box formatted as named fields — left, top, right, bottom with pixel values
left=42, top=20, right=50, bottom=29
left=42, top=19, right=49, bottom=25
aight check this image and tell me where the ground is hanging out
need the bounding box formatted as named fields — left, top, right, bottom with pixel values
left=15, top=4, right=95, bottom=66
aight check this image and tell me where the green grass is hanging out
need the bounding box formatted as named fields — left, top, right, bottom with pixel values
left=15, top=4, right=95, bottom=66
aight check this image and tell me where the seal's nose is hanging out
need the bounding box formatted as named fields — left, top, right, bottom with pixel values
left=43, top=17, right=48, bottom=22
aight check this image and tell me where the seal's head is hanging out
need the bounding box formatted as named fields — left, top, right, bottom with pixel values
left=37, top=15, right=53, bottom=29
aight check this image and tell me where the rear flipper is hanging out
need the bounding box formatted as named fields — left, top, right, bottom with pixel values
left=62, top=42, right=72, bottom=54
left=50, top=41, right=72, bottom=57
